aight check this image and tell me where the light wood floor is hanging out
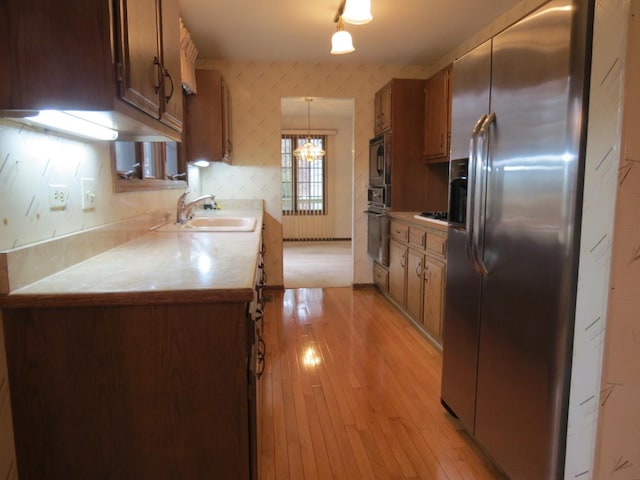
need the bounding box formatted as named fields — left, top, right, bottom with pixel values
left=283, top=241, right=352, bottom=289
left=259, top=287, right=505, bottom=480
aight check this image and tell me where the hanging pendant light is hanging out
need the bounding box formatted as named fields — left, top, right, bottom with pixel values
left=342, top=0, right=373, bottom=25
left=293, top=98, right=326, bottom=163
left=330, top=16, right=355, bottom=55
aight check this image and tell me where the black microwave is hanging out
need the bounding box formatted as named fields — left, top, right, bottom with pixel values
left=369, top=133, right=391, bottom=186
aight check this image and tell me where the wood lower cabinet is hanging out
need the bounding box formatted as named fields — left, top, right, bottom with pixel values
left=2, top=302, right=256, bottom=480
left=0, top=317, right=17, bottom=480
left=384, top=215, right=447, bottom=344
left=423, top=256, right=446, bottom=340
left=373, top=261, right=389, bottom=293
left=406, top=248, right=424, bottom=321
left=388, top=238, right=407, bottom=307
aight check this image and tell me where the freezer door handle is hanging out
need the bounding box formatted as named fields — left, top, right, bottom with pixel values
left=466, top=114, right=487, bottom=273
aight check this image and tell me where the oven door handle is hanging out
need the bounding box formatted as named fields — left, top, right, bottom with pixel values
left=364, top=210, right=386, bottom=217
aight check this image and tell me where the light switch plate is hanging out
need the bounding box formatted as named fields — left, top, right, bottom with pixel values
left=81, top=178, right=96, bottom=210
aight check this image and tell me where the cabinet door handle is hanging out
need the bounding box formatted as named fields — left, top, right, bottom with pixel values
left=257, top=337, right=266, bottom=378
left=164, top=69, right=175, bottom=103
left=153, top=56, right=164, bottom=94
left=416, top=260, right=423, bottom=277
left=400, top=253, right=406, bottom=268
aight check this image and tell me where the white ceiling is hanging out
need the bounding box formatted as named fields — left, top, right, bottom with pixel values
left=178, top=0, right=523, bottom=65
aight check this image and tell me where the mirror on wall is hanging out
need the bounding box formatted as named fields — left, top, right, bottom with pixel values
left=112, top=141, right=187, bottom=192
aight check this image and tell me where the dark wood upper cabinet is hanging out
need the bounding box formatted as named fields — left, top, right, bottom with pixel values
left=0, top=0, right=182, bottom=142
left=114, top=0, right=163, bottom=120
left=114, top=0, right=183, bottom=132
left=185, top=69, right=232, bottom=164
left=374, top=82, right=393, bottom=135
left=375, top=78, right=427, bottom=211
left=158, top=0, right=183, bottom=131
left=423, top=64, right=453, bottom=162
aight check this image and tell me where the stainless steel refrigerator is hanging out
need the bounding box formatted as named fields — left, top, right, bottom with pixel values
left=440, top=0, right=594, bottom=479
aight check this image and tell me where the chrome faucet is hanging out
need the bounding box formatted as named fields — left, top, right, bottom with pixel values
left=176, top=191, right=216, bottom=224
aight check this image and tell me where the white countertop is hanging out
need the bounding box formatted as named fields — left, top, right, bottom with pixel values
left=1, top=208, right=264, bottom=308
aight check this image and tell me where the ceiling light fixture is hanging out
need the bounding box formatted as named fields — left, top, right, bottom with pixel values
left=293, top=98, right=326, bottom=163
left=330, top=16, right=355, bottom=55
left=342, top=0, right=373, bottom=25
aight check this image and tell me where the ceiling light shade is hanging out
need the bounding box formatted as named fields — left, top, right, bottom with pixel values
left=293, top=98, right=326, bottom=162
left=342, top=0, right=373, bottom=25
left=330, top=18, right=355, bottom=55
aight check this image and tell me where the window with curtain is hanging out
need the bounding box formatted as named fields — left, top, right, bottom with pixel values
left=281, top=134, right=327, bottom=215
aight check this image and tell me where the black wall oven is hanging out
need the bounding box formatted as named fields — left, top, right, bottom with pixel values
left=365, top=206, right=389, bottom=266
left=366, top=185, right=390, bottom=266
left=367, top=135, right=392, bottom=266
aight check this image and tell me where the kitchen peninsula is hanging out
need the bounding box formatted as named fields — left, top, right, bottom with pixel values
left=0, top=203, right=265, bottom=480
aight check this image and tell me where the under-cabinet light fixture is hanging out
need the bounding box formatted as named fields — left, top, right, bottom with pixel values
left=192, top=159, right=210, bottom=168
left=24, top=110, right=119, bottom=141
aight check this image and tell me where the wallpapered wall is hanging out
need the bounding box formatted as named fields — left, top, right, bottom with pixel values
left=593, top=1, right=640, bottom=477
left=195, top=60, right=429, bottom=286
left=0, top=121, right=180, bottom=252
left=565, top=0, right=630, bottom=477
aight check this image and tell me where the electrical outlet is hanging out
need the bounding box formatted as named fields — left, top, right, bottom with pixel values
left=81, top=178, right=96, bottom=210
left=48, top=184, right=68, bottom=210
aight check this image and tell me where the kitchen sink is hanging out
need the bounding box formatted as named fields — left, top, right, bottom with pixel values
left=154, top=216, right=257, bottom=232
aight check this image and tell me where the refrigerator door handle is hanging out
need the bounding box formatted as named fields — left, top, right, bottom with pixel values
left=466, top=114, right=487, bottom=273
left=474, top=111, right=496, bottom=275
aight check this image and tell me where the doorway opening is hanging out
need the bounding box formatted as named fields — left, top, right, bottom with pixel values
left=280, top=96, right=354, bottom=288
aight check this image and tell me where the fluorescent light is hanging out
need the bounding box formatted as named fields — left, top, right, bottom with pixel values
left=26, top=110, right=118, bottom=140
left=342, top=0, right=373, bottom=25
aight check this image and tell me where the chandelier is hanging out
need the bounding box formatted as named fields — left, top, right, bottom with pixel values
left=293, top=98, right=326, bottom=162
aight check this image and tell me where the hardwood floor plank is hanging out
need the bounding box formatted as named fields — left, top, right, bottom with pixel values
left=259, top=371, right=276, bottom=480
left=259, top=288, right=503, bottom=480
left=303, top=389, right=334, bottom=479
left=291, top=378, right=319, bottom=480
